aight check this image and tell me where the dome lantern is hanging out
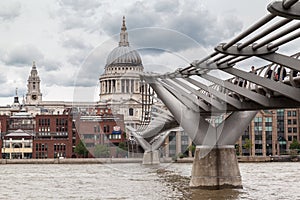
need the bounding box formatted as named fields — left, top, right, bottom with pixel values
left=119, top=16, right=129, bottom=47
left=105, top=17, right=142, bottom=67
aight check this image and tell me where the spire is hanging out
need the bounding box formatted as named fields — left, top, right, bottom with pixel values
left=30, top=61, right=38, bottom=77
left=32, top=61, right=36, bottom=70
left=119, top=16, right=129, bottom=47
left=13, top=87, right=19, bottom=104
left=121, top=16, right=126, bottom=31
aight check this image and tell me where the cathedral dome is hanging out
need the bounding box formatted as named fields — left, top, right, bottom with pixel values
left=105, top=16, right=142, bottom=67
left=106, top=46, right=142, bottom=66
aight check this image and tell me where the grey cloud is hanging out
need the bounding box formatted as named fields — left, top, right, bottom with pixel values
left=153, top=0, right=179, bottom=13
left=41, top=46, right=107, bottom=88
left=72, top=44, right=109, bottom=87
left=100, top=0, right=243, bottom=53
left=59, top=12, right=101, bottom=33
left=0, top=73, right=7, bottom=85
left=128, top=28, right=201, bottom=52
left=166, top=1, right=243, bottom=47
left=0, top=1, right=21, bottom=21
left=41, top=71, right=75, bottom=88
left=101, top=2, right=157, bottom=36
left=67, top=52, right=88, bottom=66
left=62, top=37, right=92, bottom=50
left=59, top=0, right=101, bottom=15
left=0, top=86, right=23, bottom=98
left=0, top=75, right=26, bottom=97
left=39, top=59, right=61, bottom=71
left=56, top=0, right=102, bottom=32
left=3, top=45, right=44, bottom=66
left=2, top=45, right=60, bottom=72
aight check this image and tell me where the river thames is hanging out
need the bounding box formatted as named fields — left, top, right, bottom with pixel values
left=0, top=162, right=299, bottom=199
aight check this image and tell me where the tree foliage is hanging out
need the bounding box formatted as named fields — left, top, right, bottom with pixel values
left=243, top=138, right=252, bottom=156
left=94, top=144, right=110, bottom=158
left=74, top=140, right=89, bottom=158
left=188, top=144, right=196, bottom=157
left=116, top=142, right=128, bottom=157
left=289, top=139, right=300, bottom=150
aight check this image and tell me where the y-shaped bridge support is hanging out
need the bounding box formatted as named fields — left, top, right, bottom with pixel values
left=145, top=77, right=257, bottom=189
left=127, top=127, right=169, bottom=165
left=190, top=110, right=257, bottom=189
left=127, top=115, right=179, bottom=165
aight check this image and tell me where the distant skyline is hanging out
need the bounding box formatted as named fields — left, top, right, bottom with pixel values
left=0, top=0, right=282, bottom=105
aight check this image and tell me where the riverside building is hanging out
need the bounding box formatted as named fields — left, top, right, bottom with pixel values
left=236, top=109, right=300, bottom=156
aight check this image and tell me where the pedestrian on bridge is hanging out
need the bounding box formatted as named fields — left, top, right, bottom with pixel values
left=276, top=66, right=286, bottom=81
left=250, top=66, right=257, bottom=75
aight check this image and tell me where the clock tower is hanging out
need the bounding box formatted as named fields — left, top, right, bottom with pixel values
left=26, top=61, right=42, bottom=104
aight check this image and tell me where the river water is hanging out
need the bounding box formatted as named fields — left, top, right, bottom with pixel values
left=0, top=162, right=299, bottom=199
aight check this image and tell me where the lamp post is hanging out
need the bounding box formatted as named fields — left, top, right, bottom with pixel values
left=131, top=140, right=135, bottom=158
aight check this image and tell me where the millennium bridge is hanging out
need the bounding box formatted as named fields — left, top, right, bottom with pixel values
left=129, top=0, right=300, bottom=189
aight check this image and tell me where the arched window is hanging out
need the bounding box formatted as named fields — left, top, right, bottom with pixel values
left=129, top=108, right=134, bottom=116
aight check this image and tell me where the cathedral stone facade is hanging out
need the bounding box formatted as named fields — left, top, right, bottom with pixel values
left=99, top=17, right=144, bottom=130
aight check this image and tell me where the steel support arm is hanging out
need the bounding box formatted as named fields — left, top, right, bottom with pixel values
left=143, top=76, right=210, bottom=145
left=216, top=111, right=258, bottom=145
left=171, top=78, right=223, bottom=110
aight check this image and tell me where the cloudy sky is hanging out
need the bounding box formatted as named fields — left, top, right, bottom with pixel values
left=0, top=0, right=279, bottom=105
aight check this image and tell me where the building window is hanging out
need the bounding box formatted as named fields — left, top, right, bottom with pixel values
left=103, top=125, right=109, bottom=133
left=288, top=127, right=292, bottom=133
left=287, top=111, right=291, bottom=116
left=265, top=126, right=272, bottom=131
left=288, top=119, right=292, bottom=125
left=292, top=111, right=297, bottom=116
left=254, top=117, right=262, bottom=122
left=265, top=117, right=272, bottom=122
left=293, top=127, right=297, bottom=133
left=129, top=108, right=134, bottom=116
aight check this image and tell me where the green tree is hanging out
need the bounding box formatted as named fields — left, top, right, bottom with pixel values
left=235, top=144, right=240, bottom=156
left=116, top=142, right=128, bottom=157
left=74, top=140, right=89, bottom=158
left=243, top=138, right=252, bottom=156
left=289, top=139, right=300, bottom=150
left=188, top=144, right=196, bottom=157
left=94, top=144, right=110, bottom=158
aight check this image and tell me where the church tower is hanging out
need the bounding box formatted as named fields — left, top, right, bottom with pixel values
left=26, top=61, right=42, bottom=104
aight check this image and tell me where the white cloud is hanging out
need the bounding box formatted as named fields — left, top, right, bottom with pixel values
left=3, top=44, right=44, bottom=66
left=0, top=1, right=21, bottom=21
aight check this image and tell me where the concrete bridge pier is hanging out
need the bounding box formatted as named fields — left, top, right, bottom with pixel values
left=190, top=145, right=242, bottom=189
left=142, top=150, right=160, bottom=165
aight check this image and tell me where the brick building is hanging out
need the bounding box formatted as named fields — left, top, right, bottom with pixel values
left=237, top=109, right=300, bottom=156
left=33, top=114, right=74, bottom=159
left=75, top=108, right=125, bottom=158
